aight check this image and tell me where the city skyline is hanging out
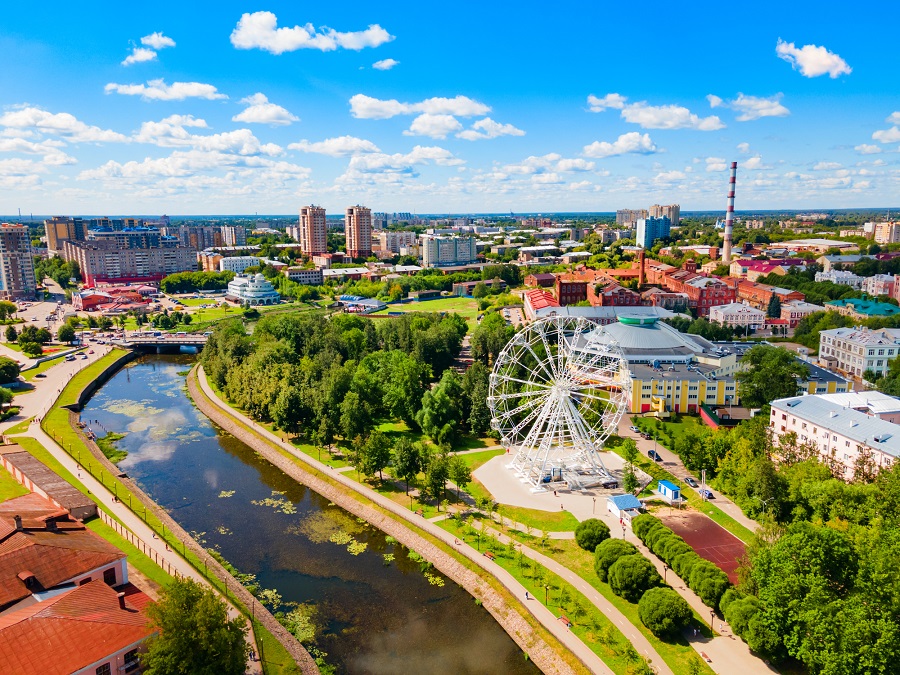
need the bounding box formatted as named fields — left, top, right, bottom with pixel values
left=0, top=2, right=898, bottom=214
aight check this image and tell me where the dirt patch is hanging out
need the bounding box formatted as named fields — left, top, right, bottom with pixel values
left=659, top=510, right=745, bottom=584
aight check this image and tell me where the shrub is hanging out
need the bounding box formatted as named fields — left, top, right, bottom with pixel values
left=724, top=595, right=760, bottom=637
left=644, top=524, right=671, bottom=550
left=608, top=554, right=662, bottom=603
left=575, top=518, right=611, bottom=552
left=638, top=587, right=694, bottom=638
left=718, top=587, right=744, bottom=615
left=632, top=514, right=662, bottom=540
left=660, top=538, right=693, bottom=564
left=594, top=539, right=639, bottom=582
left=689, top=560, right=731, bottom=609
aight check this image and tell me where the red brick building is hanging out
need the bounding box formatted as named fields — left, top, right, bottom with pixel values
left=663, top=270, right=736, bottom=316
left=592, top=282, right=641, bottom=306
left=524, top=273, right=556, bottom=288
left=732, top=280, right=805, bottom=311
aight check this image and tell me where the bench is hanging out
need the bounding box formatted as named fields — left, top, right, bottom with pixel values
left=483, top=551, right=496, bottom=561
left=558, top=615, right=572, bottom=628
left=700, top=652, right=711, bottom=663
left=414, top=509, right=424, bottom=516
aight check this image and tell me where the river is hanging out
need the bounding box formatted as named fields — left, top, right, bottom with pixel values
left=82, top=354, right=540, bottom=675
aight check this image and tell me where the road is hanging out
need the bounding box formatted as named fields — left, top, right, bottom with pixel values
left=616, top=415, right=760, bottom=534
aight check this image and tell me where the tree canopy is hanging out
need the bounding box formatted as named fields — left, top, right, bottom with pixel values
left=736, top=345, right=809, bottom=408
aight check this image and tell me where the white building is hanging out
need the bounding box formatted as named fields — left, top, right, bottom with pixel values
left=780, top=300, right=826, bottom=327
left=864, top=274, right=895, bottom=297
left=770, top=395, right=900, bottom=480
left=421, top=235, right=478, bottom=267
left=819, top=326, right=900, bottom=377
left=378, top=230, right=418, bottom=254
left=226, top=273, right=281, bottom=306
left=708, top=302, right=767, bottom=329
left=219, top=256, right=264, bottom=273
left=283, top=267, right=324, bottom=285
left=815, top=269, right=864, bottom=289
left=810, top=391, right=900, bottom=424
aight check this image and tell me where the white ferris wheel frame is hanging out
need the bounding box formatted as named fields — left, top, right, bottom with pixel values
left=487, top=315, right=632, bottom=488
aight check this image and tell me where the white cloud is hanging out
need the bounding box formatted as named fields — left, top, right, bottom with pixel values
left=141, top=32, right=176, bottom=50
left=372, top=58, right=399, bottom=70
left=230, top=11, right=393, bottom=54
left=403, top=113, right=463, bottom=139
left=737, top=142, right=751, bottom=154
left=813, top=161, right=842, bottom=171
left=706, top=157, right=727, bottom=172
left=743, top=155, right=771, bottom=170
left=337, top=145, right=463, bottom=184
left=122, top=48, right=158, bottom=66
left=654, top=170, right=686, bottom=183
left=349, top=94, right=490, bottom=119
left=105, top=79, right=227, bottom=101
left=855, top=144, right=882, bottom=155
left=456, top=117, right=525, bottom=141
left=504, top=153, right=594, bottom=175
left=776, top=39, right=851, bottom=78
left=0, top=106, right=128, bottom=143
left=621, top=102, right=723, bottom=131
left=587, top=93, right=627, bottom=112
left=289, top=136, right=380, bottom=156
left=232, top=93, right=299, bottom=126
left=873, top=126, right=900, bottom=144
left=708, top=93, right=790, bottom=121
left=888, top=112, right=900, bottom=125
left=582, top=132, right=658, bottom=158
left=134, top=115, right=281, bottom=156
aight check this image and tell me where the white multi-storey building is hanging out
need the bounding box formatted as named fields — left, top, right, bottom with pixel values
left=226, top=273, right=281, bottom=306
left=708, top=301, right=767, bottom=329
left=815, top=269, right=864, bottom=289
left=219, top=256, right=264, bottom=274
left=770, top=394, right=900, bottom=480
left=377, top=230, right=418, bottom=254
left=421, top=235, right=478, bottom=267
left=864, top=274, right=895, bottom=297
left=874, top=222, right=900, bottom=245
left=283, top=267, right=324, bottom=285
left=819, top=326, right=900, bottom=377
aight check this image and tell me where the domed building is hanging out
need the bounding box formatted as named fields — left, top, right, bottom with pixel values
left=226, top=273, right=280, bottom=306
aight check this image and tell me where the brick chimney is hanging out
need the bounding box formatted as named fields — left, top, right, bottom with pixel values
left=117, top=592, right=126, bottom=610
left=14, top=515, right=22, bottom=531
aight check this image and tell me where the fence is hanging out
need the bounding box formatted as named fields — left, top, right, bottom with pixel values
left=98, top=509, right=184, bottom=579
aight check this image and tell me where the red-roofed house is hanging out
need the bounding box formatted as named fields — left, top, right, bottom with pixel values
left=592, top=283, right=641, bottom=307
left=0, top=579, right=154, bottom=675
left=523, top=288, right=560, bottom=320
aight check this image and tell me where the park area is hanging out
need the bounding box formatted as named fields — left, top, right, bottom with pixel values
left=659, top=511, right=746, bottom=584
left=373, top=296, right=480, bottom=327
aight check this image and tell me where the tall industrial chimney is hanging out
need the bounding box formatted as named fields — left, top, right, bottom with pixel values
left=722, top=162, right=737, bottom=264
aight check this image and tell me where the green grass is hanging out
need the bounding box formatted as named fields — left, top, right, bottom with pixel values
left=373, top=296, right=481, bottom=329
left=456, top=448, right=504, bottom=470
left=22, top=351, right=83, bottom=380
left=5, top=417, right=32, bottom=434
left=86, top=518, right=173, bottom=589
left=0, top=464, right=29, bottom=502
left=634, top=415, right=705, bottom=447
left=498, top=504, right=581, bottom=532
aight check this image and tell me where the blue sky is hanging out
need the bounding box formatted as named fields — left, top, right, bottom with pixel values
left=0, top=1, right=897, bottom=215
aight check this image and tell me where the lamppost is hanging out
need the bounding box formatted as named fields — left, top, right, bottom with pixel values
left=663, top=563, right=669, bottom=584
left=544, top=584, right=549, bottom=605
left=592, top=497, right=596, bottom=515
left=710, top=609, right=715, bottom=632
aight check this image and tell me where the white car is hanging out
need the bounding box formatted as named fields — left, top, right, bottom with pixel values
left=629, top=425, right=640, bottom=433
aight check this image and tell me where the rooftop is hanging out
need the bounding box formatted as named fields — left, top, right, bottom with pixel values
left=819, top=326, right=900, bottom=344
left=826, top=298, right=900, bottom=317
left=814, top=391, right=900, bottom=416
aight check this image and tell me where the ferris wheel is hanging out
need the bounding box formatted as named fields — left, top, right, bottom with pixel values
left=488, top=315, right=631, bottom=489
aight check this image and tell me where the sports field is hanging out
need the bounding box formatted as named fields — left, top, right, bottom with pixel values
left=660, top=510, right=746, bottom=584
left=373, top=296, right=480, bottom=325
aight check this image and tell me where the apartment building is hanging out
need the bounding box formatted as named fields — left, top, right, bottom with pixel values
left=615, top=209, right=648, bottom=227
left=62, top=240, right=197, bottom=285
left=378, top=230, right=418, bottom=254
left=770, top=395, right=900, bottom=480
left=649, top=203, right=680, bottom=225
left=345, top=205, right=373, bottom=259
left=864, top=274, right=895, bottom=297
left=283, top=267, right=324, bottom=285
left=298, top=205, right=327, bottom=255
left=0, top=223, right=36, bottom=299
left=874, top=222, right=900, bottom=245
left=819, top=326, right=900, bottom=377
left=663, top=269, right=736, bottom=316
left=733, top=280, right=804, bottom=311
left=421, top=234, right=477, bottom=267
left=222, top=225, right=247, bottom=247
left=44, top=216, right=87, bottom=255
left=635, top=216, right=671, bottom=248
left=780, top=300, right=825, bottom=327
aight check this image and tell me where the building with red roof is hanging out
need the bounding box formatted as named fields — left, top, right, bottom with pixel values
left=523, top=288, right=560, bottom=320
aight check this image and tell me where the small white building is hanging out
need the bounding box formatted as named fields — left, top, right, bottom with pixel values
left=815, top=269, right=864, bottom=289
left=283, top=267, right=324, bottom=285
left=708, top=301, right=767, bottom=329
left=226, top=273, right=281, bottom=306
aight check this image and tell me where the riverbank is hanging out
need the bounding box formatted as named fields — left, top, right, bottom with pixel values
left=190, top=364, right=604, bottom=675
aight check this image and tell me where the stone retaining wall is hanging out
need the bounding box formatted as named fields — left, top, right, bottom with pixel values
left=189, top=367, right=580, bottom=675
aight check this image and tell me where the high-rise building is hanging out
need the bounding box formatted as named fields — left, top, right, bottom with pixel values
left=166, top=225, right=223, bottom=250
left=421, top=235, right=478, bottom=267
left=0, top=224, right=36, bottom=299
left=44, top=216, right=87, bottom=255
left=649, top=204, right=680, bottom=226
left=377, top=230, right=418, bottom=254
left=616, top=209, right=648, bottom=227
left=874, top=222, right=900, bottom=245
left=62, top=240, right=197, bottom=285
left=299, top=206, right=327, bottom=255
left=636, top=216, right=672, bottom=248
left=222, top=225, right=247, bottom=247
left=345, top=206, right=373, bottom=259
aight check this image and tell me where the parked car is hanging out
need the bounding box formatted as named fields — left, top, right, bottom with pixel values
left=647, top=449, right=663, bottom=462
left=684, top=477, right=699, bottom=488
left=629, top=425, right=640, bottom=433
left=34, top=373, right=45, bottom=378
left=642, top=433, right=652, bottom=440
left=699, top=488, right=714, bottom=500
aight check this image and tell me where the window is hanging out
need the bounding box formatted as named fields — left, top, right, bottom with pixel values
left=96, top=665, right=111, bottom=675
left=103, top=568, right=116, bottom=586
left=846, top=441, right=850, bottom=447
left=124, top=650, right=140, bottom=674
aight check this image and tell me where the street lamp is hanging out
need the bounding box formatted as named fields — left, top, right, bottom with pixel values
left=663, top=563, right=669, bottom=583
left=710, top=609, right=715, bottom=632
left=544, top=584, right=549, bottom=605
left=592, top=497, right=596, bottom=515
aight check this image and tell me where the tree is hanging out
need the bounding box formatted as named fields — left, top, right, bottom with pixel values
left=575, top=518, right=611, bottom=552
left=621, top=438, right=639, bottom=493
left=472, top=282, right=489, bottom=298
left=0, top=387, right=13, bottom=408
left=594, top=539, right=639, bottom=582
left=423, top=452, right=450, bottom=508
left=271, top=384, right=306, bottom=437
left=0, top=357, right=20, bottom=383
left=0, top=301, right=16, bottom=321
left=393, top=438, right=423, bottom=494
left=608, top=554, right=662, bottom=602
left=448, top=454, right=472, bottom=500
left=142, top=578, right=249, bottom=675
left=638, top=587, right=694, bottom=637
left=736, top=345, right=810, bottom=408
left=57, top=323, right=76, bottom=344
left=470, top=312, right=515, bottom=365
left=4, top=325, right=16, bottom=342
left=359, top=429, right=392, bottom=480
left=766, top=293, right=782, bottom=318
left=340, top=391, right=373, bottom=440
left=416, top=370, right=463, bottom=447
left=19, top=341, right=42, bottom=358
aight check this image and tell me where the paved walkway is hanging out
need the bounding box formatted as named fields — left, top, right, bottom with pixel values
left=617, top=415, right=759, bottom=534
left=3, top=356, right=263, bottom=674
left=197, top=368, right=608, bottom=675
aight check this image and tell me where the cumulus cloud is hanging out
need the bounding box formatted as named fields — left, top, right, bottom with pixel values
left=737, top=142, right=751, bottom=154
left=708, top=93, right=789, bottom=121
left=134, top=115, right=281, bottom=156
left=122, top=48, right=158, bottom=66
left=336, top=145, right=463, bottom=185
left=230, top=11, right=393, bottom=54
left=105, top=79, right=227, bottom=101
left=582, top=132, right=658, bottom=158
left=289, top=136, right=380, bottom=156
left=873, top=126, right=900, bottom=144
left=586, top=93, right=627, bottom=112
left=776, top=39, right=851, bottom=78
left=504, top=153, right=594, bottom=175
left=122, top=32, right=176, bottom=66
left=232, top=93, right=299, bottom=126
left=403, top=113, right=463, bottom=139
left=456, top=117, right=525, bottom=141
left=813, top=161, right=842, bottom=171
left=743, top=155, right=770, bottom=170
left=653, top=170, right=686, bottom=183
left=855, top=144, right=882, bottom=155
left=349, top=94, right=490, bottom=119
left=141, top=32, right=176, bottom=50
left=372, top=58, right=399, bottom=70
left=0, top=106, right=128, bottom=143
left=588, top=93, right=722, bottom=130
left=705, top=157, right=727, bottom=172
left=888, top=112, right=900, bottom=125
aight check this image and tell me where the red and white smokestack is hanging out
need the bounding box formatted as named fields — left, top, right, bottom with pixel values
left=722, top=161, right=737, bottom=264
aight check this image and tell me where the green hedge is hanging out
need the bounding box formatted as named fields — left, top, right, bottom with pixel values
left=593, top=538, right=639, bottom=582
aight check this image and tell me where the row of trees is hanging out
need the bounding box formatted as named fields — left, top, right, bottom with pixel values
left=159, top=270, right=234, bottom=294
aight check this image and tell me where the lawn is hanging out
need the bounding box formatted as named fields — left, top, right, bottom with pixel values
left=5, top=417, right=32, bottom=434
left=373, top=296, right=480, bottom=328
left=0, top=464, right=29, bottom=502
left=634, top=415, right=705, bottom=447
